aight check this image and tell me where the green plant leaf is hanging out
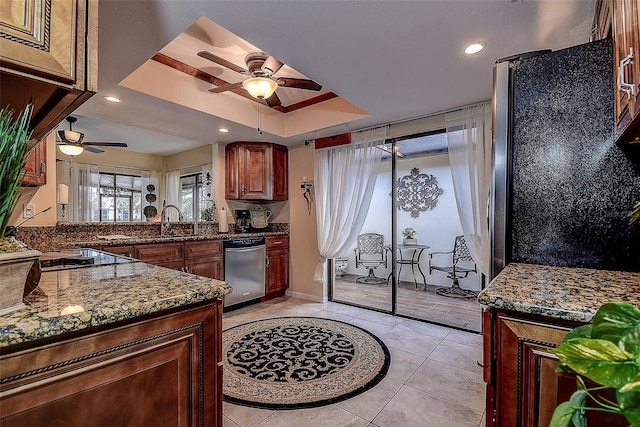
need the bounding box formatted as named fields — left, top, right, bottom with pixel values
left=565, top=324, right=593, bottom=341
left=550, top=399, right=585, bottom=427
left=552, top=338, right=637, bottom=389
left=620, top=323, right=640, bottom=356
left=591, top=302, right=640, bottom=345
left=618, top=388, right=640, bottom=425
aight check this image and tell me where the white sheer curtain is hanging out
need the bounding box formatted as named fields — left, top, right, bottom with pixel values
left=164, top=170, right=181, bottom=221
left=58, top=160, right=100, bottom=222
left=313, top=126, right=387, bottom=283
left=445, top=103, right=492, bottom=276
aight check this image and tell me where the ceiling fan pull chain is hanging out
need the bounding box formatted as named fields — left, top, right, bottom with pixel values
left=257, top=102, right=263, bottom=135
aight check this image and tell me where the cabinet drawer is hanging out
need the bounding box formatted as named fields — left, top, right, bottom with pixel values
left=185, top=240, right=222, bottom=259
left=266, top=236, right=289, bottom=250
left=103, top=245, right=135, bottom=258
left=135, top=243, right=183, bottom=263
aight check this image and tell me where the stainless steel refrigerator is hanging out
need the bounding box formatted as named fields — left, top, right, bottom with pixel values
left=490, top=38, right=640, bottom=279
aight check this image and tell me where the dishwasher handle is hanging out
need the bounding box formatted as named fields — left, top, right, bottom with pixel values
left=225, top=245, right=265, bottom=254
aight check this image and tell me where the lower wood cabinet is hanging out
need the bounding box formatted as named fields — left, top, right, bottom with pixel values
left=265, top=236, right=289, bottom=299
left=484, top=308, right=628, bottom=427
left=0, top=300, right=223, bottom=426
left=103, top=240, right=223, bottom=280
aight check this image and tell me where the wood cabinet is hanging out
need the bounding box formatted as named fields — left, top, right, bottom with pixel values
left=103, top=240, right=224, bottom=279
left=484, top=308, right=628, bottom=427
left=0, top=0, right=98, bottom=149
left=265, top=235, right=289, bottom=298
left=0, top=300, right=223, bottom=427
left=612, top=0, right=640, bottom=145
left=225, top=142, right=288, bottom=201
left=22, top=141, right=47, bottom=187
left=184, top=240, right=224, bottom=279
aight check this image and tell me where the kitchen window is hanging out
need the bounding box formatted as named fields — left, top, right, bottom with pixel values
left=179, top=172, right=209, bottom=221
left=99, top=173, right=143, bottom=222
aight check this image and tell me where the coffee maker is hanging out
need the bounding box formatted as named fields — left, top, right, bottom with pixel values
left=234, top=209, right=251, bottom=233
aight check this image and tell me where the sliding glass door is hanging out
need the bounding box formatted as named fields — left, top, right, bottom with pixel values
left=330, top=131, right=483, bottom=332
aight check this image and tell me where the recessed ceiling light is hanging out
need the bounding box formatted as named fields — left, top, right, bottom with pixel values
left=104, top=96, right=121, bottom=103
left=218, top=127, right=229, bottom=133
left=464, top=43, right=485, bottom=55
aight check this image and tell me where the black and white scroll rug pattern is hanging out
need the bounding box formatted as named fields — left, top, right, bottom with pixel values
left=222, top=317, right=391, bottom=409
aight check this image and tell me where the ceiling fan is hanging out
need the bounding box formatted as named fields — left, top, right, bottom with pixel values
left=197, top=51, right=322, bottom=107
left=57, top=116, right=128, bottom=155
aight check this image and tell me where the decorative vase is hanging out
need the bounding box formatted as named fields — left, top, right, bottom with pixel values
left=0, top=249, right=41, bottom=315
left=403, top=238, right=417, bottom=245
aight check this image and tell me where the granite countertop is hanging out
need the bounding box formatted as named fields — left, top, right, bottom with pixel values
left=70, top=230, right=288, bottom=248
left=478, top=262, right=640, bottom=323
left=0, top=262, right=232, bottom=348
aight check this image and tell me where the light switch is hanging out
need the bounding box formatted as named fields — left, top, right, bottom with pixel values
left=23, top=204, right=35, bottom=218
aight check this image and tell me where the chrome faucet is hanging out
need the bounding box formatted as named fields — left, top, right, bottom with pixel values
left=161, top=204, right=184, bottom=235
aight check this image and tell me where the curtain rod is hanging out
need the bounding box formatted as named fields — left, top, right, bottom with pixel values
left=59, top=159, right=211, bottom=173
left=351, top=99, right=491, bottom=134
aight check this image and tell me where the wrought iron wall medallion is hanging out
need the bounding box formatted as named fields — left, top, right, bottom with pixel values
left=395, top=168, right=443, bottom=218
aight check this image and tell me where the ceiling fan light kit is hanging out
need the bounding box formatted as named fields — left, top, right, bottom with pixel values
left=56, top=116, right=129, bottom=155
left=242, top=76, right=278, bottom=99
left=58, top=143, right=84, bottom=156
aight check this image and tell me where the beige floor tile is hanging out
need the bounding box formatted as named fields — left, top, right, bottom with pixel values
left=322, top=302, right=370, bottom=317
left=223, top=402, right=274, bottom=427
left=429, top=340, right=483, bottom=374
left=223, top=415, right=240, bottom=427
left=380, top=326, right=442, bottom=357
left=406, top=359, right=485, bottom=412
left=356, top=310, right=406, bottom=328
left=336, top=377, right=403, bottom=421
left=306, top=310, right=358, bottom=323
left=255, top=405, right=370, bottom=427
left=349, top=316, right=397, bottom=337
left=394, top=318, right=452, bottom=338
left=373, top=386, right=483, bottom=427
left=385, top=348, right=426, bottom=384
left=445, top=329, right=483, bottom=348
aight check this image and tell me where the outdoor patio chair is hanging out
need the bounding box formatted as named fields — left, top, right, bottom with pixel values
left=354, top=233, right=388, bottom=285
left=428, top=235, right=478, bottom=298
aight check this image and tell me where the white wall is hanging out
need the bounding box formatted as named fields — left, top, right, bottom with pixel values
left=342, top=153, right=482, bottom=292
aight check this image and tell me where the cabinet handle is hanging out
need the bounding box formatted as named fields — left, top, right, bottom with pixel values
left=266, top=256, right=270, bottom=267
left=618, top=47, right=637, bottom=96
left=273, top=241, right=282, bottom=245
left=41, top=161, right=46, bottom=174
left=241, top=184, right=245, bottom=194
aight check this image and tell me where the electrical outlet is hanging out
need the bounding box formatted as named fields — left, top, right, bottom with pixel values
left=23, top=204, right=35, bottom=219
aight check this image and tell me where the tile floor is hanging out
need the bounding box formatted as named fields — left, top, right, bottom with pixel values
left=222, top=297, right=487, bottom=427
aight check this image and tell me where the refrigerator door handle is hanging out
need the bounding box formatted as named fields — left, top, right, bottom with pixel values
left=618, top=47, right=637, bottom=96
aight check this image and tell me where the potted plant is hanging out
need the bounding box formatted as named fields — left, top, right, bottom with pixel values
left=549, top=301, right=640, bottom=427
left=201, top=200, right=217, bottom=222
left=631, top=201, right=640, bottom=225
left=0, top=104, right=42, bottom=314
left=402, top=227, right=417, bottom=245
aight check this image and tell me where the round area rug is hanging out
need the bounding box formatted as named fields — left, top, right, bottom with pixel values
left=222, top=316, right=390, bottom=409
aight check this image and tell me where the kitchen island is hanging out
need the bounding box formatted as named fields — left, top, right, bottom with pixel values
left=0, top=260, right=232, bottom=426
left=479, top=262, right=640, bottom=427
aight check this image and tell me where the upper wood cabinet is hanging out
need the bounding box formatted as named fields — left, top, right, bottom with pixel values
left=611, top=0, right=640, bottom=145
left=22, top=141, right=47, bottom=187
left=0, top=0, right=98, bottom=149
left=225, top=142, right=288, bottom=201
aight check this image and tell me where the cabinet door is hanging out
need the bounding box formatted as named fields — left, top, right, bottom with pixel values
left=225, top=143, right=240, bottom=199
left=22, top=142, right=46, bottom=187
left=187, top=257, right=223, bottom=279
left=272, top=144, right=288, bottom=201
left=266, top=248, right=289, bottom=293
left=613, top=0, right=639, bottom=133
left=241, top=143, right=271, bottom=199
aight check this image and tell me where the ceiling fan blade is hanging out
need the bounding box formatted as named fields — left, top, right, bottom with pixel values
left=262, top=56, right=284, bottom=75
left=84, top=146, right=105, bottom=154
left=197, top=51, right=247, bottom=74
left=84, top=142, right=129, bottom=147
left=276, top=78, right=322, bottom=91
left=264, top=92, right=282, bottom=108
left=208, top=82, right=243, bottom=93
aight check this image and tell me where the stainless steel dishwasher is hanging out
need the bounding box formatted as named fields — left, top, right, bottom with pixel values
left=223, top=236, right=266, bottom=307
